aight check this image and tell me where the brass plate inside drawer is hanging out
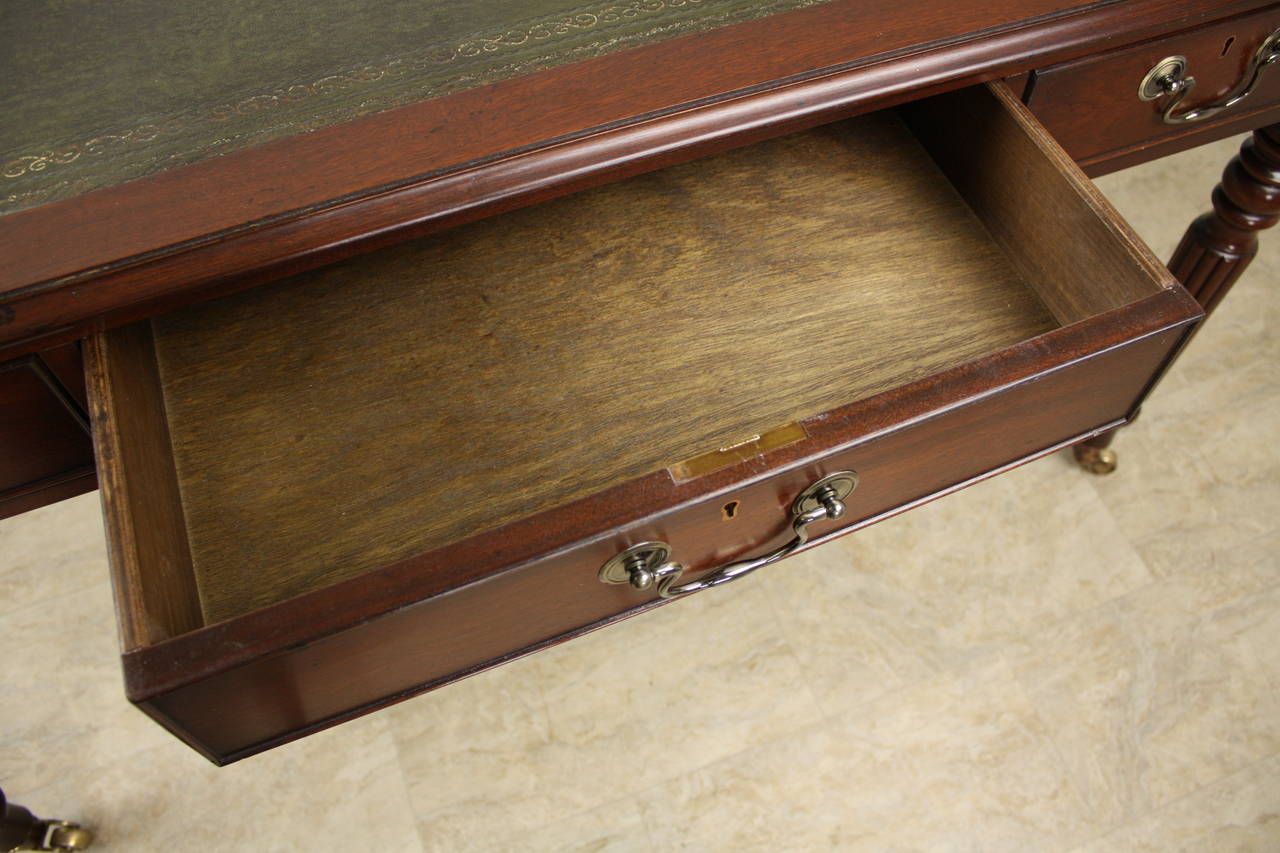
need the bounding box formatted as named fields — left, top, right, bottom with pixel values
left=670, top=422, right=808, bottom=482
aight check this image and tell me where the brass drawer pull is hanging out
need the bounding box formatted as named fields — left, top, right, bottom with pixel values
left=598, top=471, right=857, bottom=598
left=1139, top=28, right=1280, bottom=124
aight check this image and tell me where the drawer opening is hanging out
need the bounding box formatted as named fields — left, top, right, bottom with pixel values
left=89, top=83, right=1173, bottom=650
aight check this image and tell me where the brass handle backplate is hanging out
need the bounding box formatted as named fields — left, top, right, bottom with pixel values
left=597, top=471, right=857, bottom=599
left=1139, top=28, right=1280, bottom=124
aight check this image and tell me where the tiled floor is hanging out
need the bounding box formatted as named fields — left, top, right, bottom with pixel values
left=2, top=134, right=1278, bottom=852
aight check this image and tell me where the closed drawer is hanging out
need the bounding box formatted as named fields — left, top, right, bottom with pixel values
left=0, top=345, right=95, bottom=519
left=1025, top=8, right=1280, bottom=174
left=86, top=83, right=1201, bottom=765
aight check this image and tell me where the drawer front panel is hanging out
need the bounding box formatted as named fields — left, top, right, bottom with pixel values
left=1026, top=8, right=1280, bottom=172
left=132, top=312, right=1192, bottom=763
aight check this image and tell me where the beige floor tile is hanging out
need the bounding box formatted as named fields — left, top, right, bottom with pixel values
left=1193, top=390, right=1280, bottom=480
left=1226, top=528, right=1280, bottom=586
left=0, top=498, right=423, bottom=853
left=758, top=544, right=931, bottom=716
left=1229, top=583, right=1280, bottom=691
left=1086, top=394, right=1280, bottom=579
left=1151, top=270, right=1280, bottom=413
left=391, top=579, right=821, bottom=852
left=11, top=714, right=420, bottom=853
left=488, top=798, right=653, bottom=853
left=637, top=654, right=1094, bottom=852
left=0, top=552, right=174, bottom=792
left=1008, top=571, right=1280, bottom=830
left=765, top=458, right=1152, bottom=714
left=0, top=491, right=106, bottom=618
left=1068, top=752, right=1280, bottom=853
left=389, top=658, right=557, bottom=853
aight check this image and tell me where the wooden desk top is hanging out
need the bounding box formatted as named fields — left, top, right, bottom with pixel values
left=3, top=0, right=828, bottom=216
left=0, top=0, right=1272, bottom=358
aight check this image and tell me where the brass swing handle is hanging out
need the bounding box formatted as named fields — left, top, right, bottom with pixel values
left=597, top=471, right=857, bottom=599
left=1139, top=29, right=1280, bottom=125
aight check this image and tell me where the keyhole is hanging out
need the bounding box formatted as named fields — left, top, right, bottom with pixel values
left=1222, top=36, right=1236, bottom=57
left=722, top=500, right=740, bottom=520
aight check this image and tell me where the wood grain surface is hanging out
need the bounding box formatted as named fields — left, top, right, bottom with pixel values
left=906, top=82, right=1170, bottom=325
left=147, top=111, right=1056, bottom=623
left=86, top=327, right=204, bottom=647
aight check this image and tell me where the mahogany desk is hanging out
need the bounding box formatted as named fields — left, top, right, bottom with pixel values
left=2, top=0, right=1277, bottom=762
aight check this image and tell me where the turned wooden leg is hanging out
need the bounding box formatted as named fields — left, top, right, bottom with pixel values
left=1075, top=124, right=1280, bottom=475
left=1167, top=123, right=1280, bottom=310
left=0, top=788, right=93, bottom=851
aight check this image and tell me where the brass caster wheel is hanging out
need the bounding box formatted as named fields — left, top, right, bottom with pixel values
left=46, top=823, right=94, bottom=850
left=1073, top=444, right=1117, bottom=475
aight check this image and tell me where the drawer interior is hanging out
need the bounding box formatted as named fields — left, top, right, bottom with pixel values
left=91, top=84, right=1169, bottom=641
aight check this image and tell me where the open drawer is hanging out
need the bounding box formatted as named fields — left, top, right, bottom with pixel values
left=87, top=82, right=1201, bottom=764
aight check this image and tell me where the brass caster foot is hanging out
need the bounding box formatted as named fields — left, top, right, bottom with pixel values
left=45, top=823, right=94, bottom=850
left=2, top=789, right=93, bottom=851
left=1073, top=443, right=1117, bottom=475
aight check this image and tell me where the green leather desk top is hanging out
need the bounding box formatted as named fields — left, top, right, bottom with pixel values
left=1, top=0, right=828, bottom=216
